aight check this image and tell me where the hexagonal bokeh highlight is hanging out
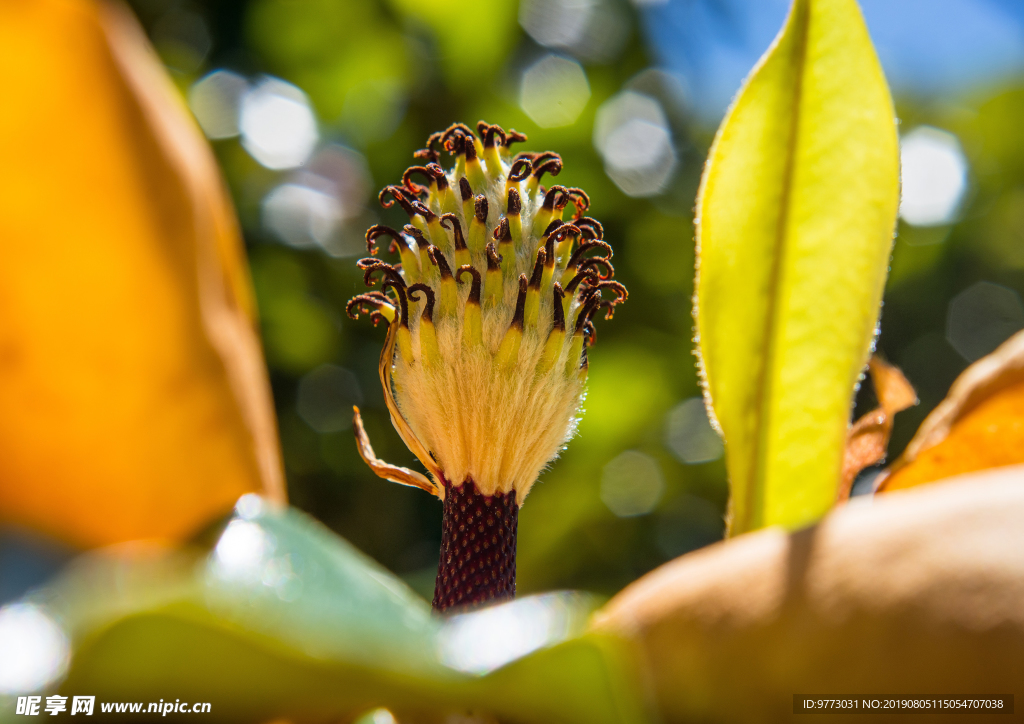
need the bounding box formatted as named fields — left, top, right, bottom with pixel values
left=946, top=281, right=1024, bottom=361
left=519, top=55, right=590, bottom=128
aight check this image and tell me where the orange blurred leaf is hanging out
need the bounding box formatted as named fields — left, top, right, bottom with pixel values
left=837, top=356, right=916, bottom=500
left=878, top=329, right=1024, bottom=493
left=0, top=0, right=284, bottom=547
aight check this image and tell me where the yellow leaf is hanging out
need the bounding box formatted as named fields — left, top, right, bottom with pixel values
left=695, top=0, right=899, bottom=535
left=879, top=329, right=1024, bottom=492
left=0, top=0, right=285, bottom=547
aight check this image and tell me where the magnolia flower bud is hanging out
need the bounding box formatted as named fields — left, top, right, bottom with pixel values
left=348, top=122, right=626, bottom=611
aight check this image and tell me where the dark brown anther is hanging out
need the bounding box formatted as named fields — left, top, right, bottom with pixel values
left=528, top=248, right=546, bottom=290
left=440, top=213, right=468, bottom=251
left=459, top=176, right=473, bottom=201
left=532, top=152, right=563, bottom=182
left=505, top=129, right=528, bottom=147
left=544, top=230, right=557, bottom=264
left=566, top=240, right=614, bottom=271
left=575, top=217, right=604, bottom=240
left=379, top=185, right=417, bottom=216
left=428, top=245, right=454, bottom=280
left=542, top=185, right=570, bottom=211
left=475, top=195, right=489, bottom=224
left=407, top=283, right=436, bottom=321
left=365, top=224, right=403, bottom=255
left=584, top=320, right=597, bottom=347
left=403, top=225, right=430, bottom=250
left=552, top=283, right=566, bottom=332
left=564, top=187, right=590, bottom=218
left=402, top=166, right=437, bottom=196
left=508, top=158, right=532, bottom=182
left=551, top=223, right=581, bottom=244
left=510, top=275, right=528, bottom=331
left=577, top=256, right=615, bottom=280
left=456, top=265, right=482, bottom=305
left=507, top=187, right=522, bottom=216
left=543, top=220, right=563, bottom=238
left=492, top=216, right=511, bottom=243
left=346, top=292, right=393, bottom=320
left=414, top=130, right=444, bottom=162
left=485, top=242, right=503, bottom=270
left=564, top=269, right=598, bottom=294
left=464, top=137, right=478, bottom=161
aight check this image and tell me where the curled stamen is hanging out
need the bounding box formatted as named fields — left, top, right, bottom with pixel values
left=346, top=292, right=394, bottom=320
left=456, top=265, right=482, bottom=304
left=459, top=177, right=473, bottom=202
left=505, top=129, right=528, bottom=147
left=564, top=188, right=590, bottom=218
left=365, top=224, right=402, bottom=255
left=410, top=200, right=436, bottom=223
left=475, top=195, right=489, bottom=224
left=357, top=258, right=405, bottom=289
left=508, top=158, right=532, bottom=182
left=577, top=256, right=615, bottom=280
left=485, top=242, right=503, bottom=270
left=479, top=122, right=506, bottom=148
left=566, top=240, right=614, bottom=270
left=442, top=123, right=475, bottom=153
left=403, top=225, right=430, bottom=250
left=402, top=166, right=438, bottom=196
left=439, top=213, right=467, bottom=251
left=575, top=217, right=604, bottom=240
left=381, top=278, right=411, bottom=328
left=532, top=152, right=563, bottom=182
left=550, top=223, right=582, bottom=244
left=542, top=185, right=571, bottom=211
left=584, top=320, right=597, bottom=347
left=543, top=220, right=563, bottom=238
left=575, top=294, right=602, bottom=333
left=507, top=187, right=522, bottom=216
left=407, top=283, right=435, bottom=321
left=428, top=245, right=454, bottom=279
left=379, top=185, right=417, bottom=216
left=564, top=269, right=598, bottom=294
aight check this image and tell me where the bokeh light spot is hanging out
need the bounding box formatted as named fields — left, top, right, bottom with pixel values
left=519, top=55, right=590, bottom=128
left=0, top=603, right=69, bottom=694
left=438, top=593, right=587, bottom=674
left=240, top=77, right=319, bottom=170
left=212, top=520, right=274, bottom=582
left=664, top=397, right=723, bottom=464
left=594, top=91, right=676, bottom=197
left=946, top=281, right=1024, bottom=361
left=600, top=450, right=665, bottom=517
left=296, top=364, right=363, bottom=434
left=519, top=0, right=629, bottom=63
left=188, top=69, right=248, bottom=140
left=899, top=126, right=968, bottom=227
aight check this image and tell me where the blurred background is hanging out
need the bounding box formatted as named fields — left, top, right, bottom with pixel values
left=5, top=0, right=1024, bottom=604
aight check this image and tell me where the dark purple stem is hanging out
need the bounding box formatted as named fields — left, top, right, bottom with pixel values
left=432, top=478, right=518, bottom=612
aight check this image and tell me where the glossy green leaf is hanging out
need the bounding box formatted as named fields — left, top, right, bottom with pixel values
left=695, top=0, right=899, bottom=535
left=3, top=501, right=649, bottom=724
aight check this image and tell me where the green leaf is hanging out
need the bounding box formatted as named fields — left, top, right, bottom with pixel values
left=6, top=502, right=650, bottom=724
left=695, top=0, right=899, bottom=535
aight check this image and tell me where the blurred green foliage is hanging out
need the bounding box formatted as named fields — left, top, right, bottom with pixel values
left=127, top=0, right=1024, bottom=598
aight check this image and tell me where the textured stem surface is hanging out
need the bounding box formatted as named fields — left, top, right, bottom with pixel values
left=433, top=478, right=518, bottom=612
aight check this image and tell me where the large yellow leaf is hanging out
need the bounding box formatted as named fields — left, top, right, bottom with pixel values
left=0, top=0, right=285, bottom=547
left=695, top=0, right=899, bottom=535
